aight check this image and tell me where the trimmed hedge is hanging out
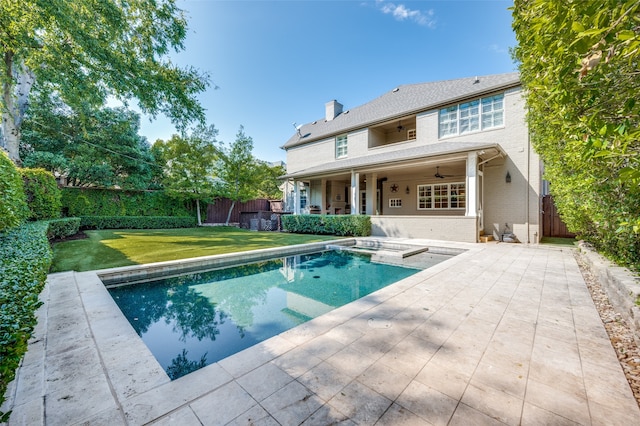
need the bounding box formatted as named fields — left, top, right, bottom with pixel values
left=0, top=222, right=52, bottom=421
left=282, top=214, right=371, bottom=237
left=61, top=187, right=195, bottom=217
left=80, top=216, right=197, bottom=230
left=21, top=168, right=62, bottom=221
left=47, top=217, right=81, bottom=240
left=0, top=151, right=28, bottom=232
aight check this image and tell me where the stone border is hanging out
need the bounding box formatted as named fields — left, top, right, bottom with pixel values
left=578, top=241, right=640, bottom=345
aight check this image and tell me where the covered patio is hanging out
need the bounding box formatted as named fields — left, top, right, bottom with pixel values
left=284, top=142, right=506, bottom=243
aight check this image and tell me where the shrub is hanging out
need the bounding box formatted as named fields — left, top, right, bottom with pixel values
left=0, top=222, right=52, bottom=420
left=61, top=187, right=195, bottom=217
left=282, top=214, right=371, bottom=237
left=20, top=168, right=62, bottom=221
left=80, top=216, right=197, bottom=229
left=47, top=217, right=81, bottom=240
left=0, top=151, right=28, bottom=232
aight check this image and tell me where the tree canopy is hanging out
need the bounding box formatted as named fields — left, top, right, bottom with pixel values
left=20, top=90, right=160, bottom=189
left=512, top=0, right=640, bottom=269
left=215, top=126, right=263, bottom=226
left=154, top=125, right=220, bottom=225
left=0, top=0, right=209, bottom=164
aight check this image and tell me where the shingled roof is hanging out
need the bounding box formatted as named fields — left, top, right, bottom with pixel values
left=282, top=72, right=520, bottom=150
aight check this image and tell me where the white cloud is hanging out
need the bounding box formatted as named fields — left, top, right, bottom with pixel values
left=375, top=1, right=436, bottom=28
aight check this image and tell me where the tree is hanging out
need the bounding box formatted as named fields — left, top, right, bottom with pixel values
left=512, top=0, right=640, bottom=269
left=0, top=0, right=209, bottom=164
left=215, top=127, right=262, bottom=226
left=155, top=125, right=219, bottom=225
left=20, top=90, right=160, bottom=189
left=254, top=162, right=286, bottom=200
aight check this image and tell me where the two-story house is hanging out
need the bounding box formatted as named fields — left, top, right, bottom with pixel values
left=281, top=73, right=541, bottom=244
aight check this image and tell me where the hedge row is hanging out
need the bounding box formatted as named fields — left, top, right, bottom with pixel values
left=47, top=217, right=81, bottom=240
left=282, top=214, right=371, bottom=237
left=80, top=216, right=197, bottom=229
left=61, top=187, right=195, bottom=217
left=0, top=152, right=29, bottom=232
left=21, top=168, right=62, bottom=221
left=0, top=222, right=52, bottom=421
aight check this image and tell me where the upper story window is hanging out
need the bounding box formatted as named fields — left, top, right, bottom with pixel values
left=336, top=135, right=348, bottom=158
left=439, top=93, right=504, bottom=138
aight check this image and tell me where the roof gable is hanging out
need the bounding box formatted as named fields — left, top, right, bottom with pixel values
left=283, top=72, right=520, bottom=149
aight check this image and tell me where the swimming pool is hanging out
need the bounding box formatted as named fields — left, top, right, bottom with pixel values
left=108, top=247, right=454, bottom=379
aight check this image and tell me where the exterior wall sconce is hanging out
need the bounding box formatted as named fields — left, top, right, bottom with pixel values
left=405, top=185, right=410, bottom=194
left=505, top=171, right=511, bottom=183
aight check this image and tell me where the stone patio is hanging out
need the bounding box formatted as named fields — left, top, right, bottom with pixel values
left=3, top=240, right=640, bottom=425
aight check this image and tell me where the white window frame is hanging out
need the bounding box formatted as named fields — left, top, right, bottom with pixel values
left=417, top=182, right=466, bottom=210
left=389, top=198, right=402, bottom=208
left=438, top=93, right=504, bottom=138
left=335, top=134, right=348, bottom=158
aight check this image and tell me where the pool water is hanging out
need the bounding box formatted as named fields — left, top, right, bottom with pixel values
left=108, top=249, right=447, bottom=379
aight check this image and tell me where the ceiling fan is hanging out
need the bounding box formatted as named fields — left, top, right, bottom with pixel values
left=434, top=166, right=447, bottom=179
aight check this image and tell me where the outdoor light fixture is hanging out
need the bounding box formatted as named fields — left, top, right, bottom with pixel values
left=405, top=185, right=410, bottom=194
left=506, top=171, right=511, bottom=183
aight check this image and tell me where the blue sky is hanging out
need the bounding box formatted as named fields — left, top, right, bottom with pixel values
left=139, top=0, right=517, bottom=162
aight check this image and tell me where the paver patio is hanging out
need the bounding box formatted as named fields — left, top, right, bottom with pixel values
left=3, top=240, right=639, bottom=425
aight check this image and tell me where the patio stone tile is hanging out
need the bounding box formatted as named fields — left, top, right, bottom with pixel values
left=323, top=322, right=366, bottom=346
left=377, top=345, right=430, bottom=378
left=120, top=364, right=233, bottom=424
left=218, top=335, right=294, bottom=378
left=588, top=398, right=640, bottom=425
left=261, top=381, right=323, bottom=425
left=460, top=381, right=524, bottom=425
left=581, top=360, right=639, bottom=407
left=236, top=363, right=294, bottom=402
left=2, top=397, right=43, bottom=426
left=524, top=378, right=590, bottom=425
left=271, top=346, right=323, bottom=378
left=300, top=404, right=356, bottom=425
left=414, top=359, right=472, bottom=400
left=356, top=361, right=413, bottom=400
left=44, top=373, right=116, bottom=426
left=395, top=380, right=458, bottom=426
left=227, top=405, right=279, bottom=426
left=428, top=343, right=481, bottom=378
left=96, top=334, right=168, bottom=400
left=189, top=382, right=258, bottom=426
left=299, top=333, right=346, bottom=360
left=374, top=403, right=431, bottom=425
left=10, top=362, right=44, bottom=406
left=348, top=330, right=398, bottom=360
left=44, top=346, right=102, bottom=394
left=448, top=403, right=507, bottom=426
left=326, top=381, right=392, bottom=426
left=325, top=346, right=376, bottom=378
left=390, top=334, right=440, bottom=362
left=534, top=321, right=577, bottom=344
left=520, top=402, right=581, bottom=426
left=297, top=361, right=353, bottom=402
left=472, top=361, right=527, bottom=399
left=151, top=406, right=202, bottom=425
left=480, top=340, right=531, bottom=376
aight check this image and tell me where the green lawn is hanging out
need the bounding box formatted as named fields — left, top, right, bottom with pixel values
left=51, top=227, right=343, bottom=272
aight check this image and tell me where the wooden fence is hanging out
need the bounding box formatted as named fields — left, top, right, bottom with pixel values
left=205, top=198, right=271, bottom=224
left=542, top=195, right=576, bottom=238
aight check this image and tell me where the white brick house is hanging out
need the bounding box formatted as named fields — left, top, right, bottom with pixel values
left=281, top=73, right=541, bottom=243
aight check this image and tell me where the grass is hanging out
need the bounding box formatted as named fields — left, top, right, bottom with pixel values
left=51, top=227, right=344, bottom=272
left=540, top=236, right=579, bottom=246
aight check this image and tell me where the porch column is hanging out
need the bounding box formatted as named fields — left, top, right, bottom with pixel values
left=293, top=180, right=300, bottom=214
left=466, top=152, right=478, bottom=217
left=366, top=173, right=377, bottom=215
left=321, top=179, right=327, bottom=214
left=350, top=171, right=359, bottom=215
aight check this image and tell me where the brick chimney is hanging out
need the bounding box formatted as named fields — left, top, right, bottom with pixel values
left=325, top=100, right=343, bottom=121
